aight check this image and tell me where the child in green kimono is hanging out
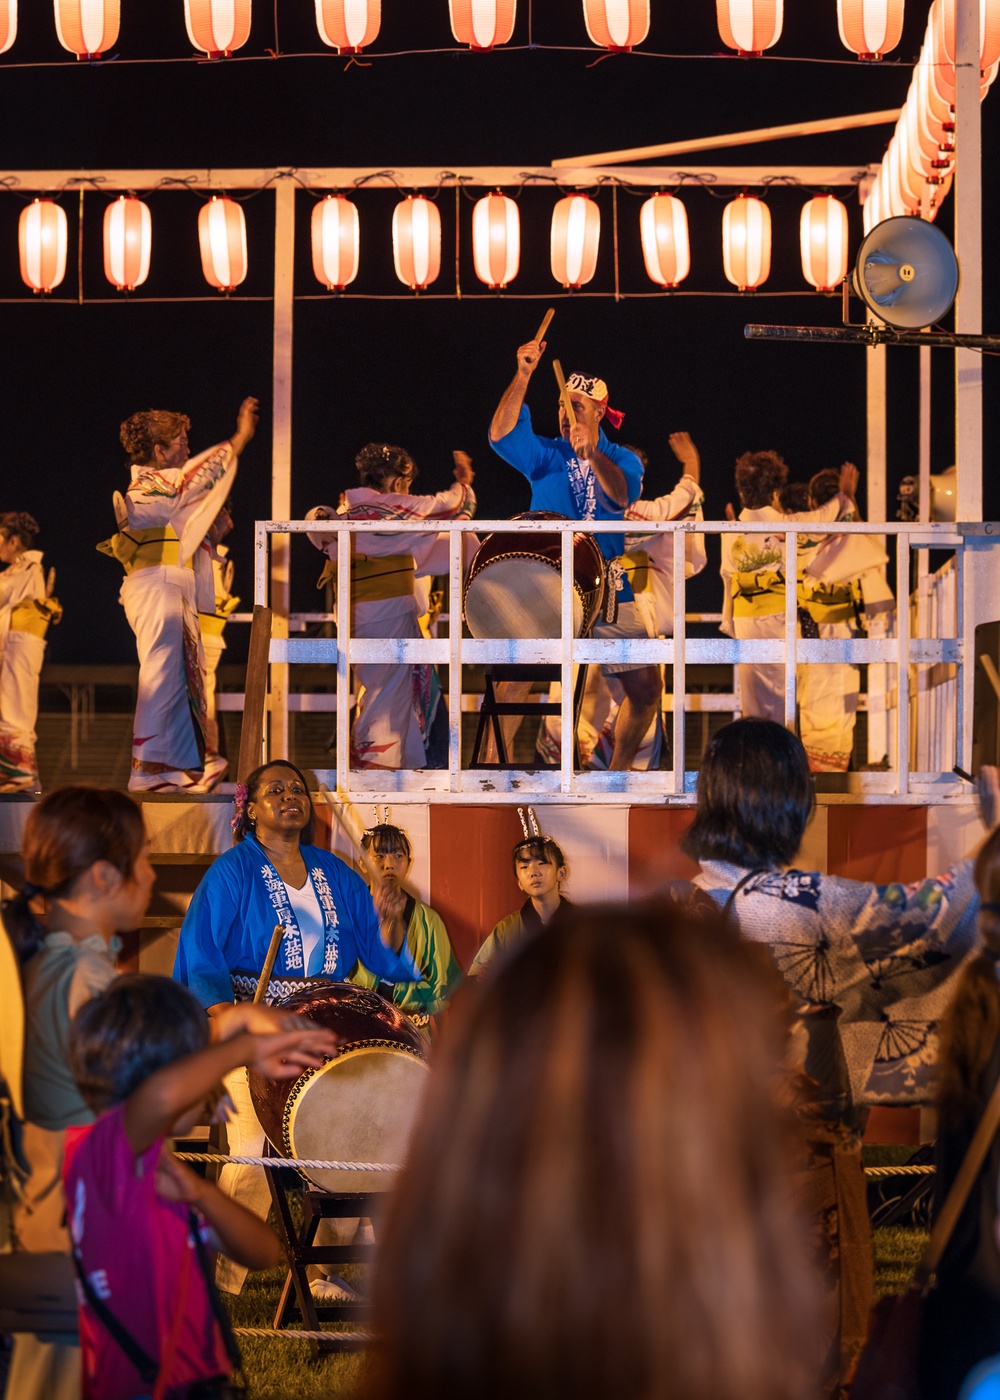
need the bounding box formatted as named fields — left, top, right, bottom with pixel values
left=350, top=822, right=462, bottom=1025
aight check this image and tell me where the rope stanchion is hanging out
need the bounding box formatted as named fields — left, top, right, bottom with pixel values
left=233, top=1327, right=372, bottom=1344
left=174, top=1152, right=399, bottom=1172
left=862, top=1163, right=935, bottom=1179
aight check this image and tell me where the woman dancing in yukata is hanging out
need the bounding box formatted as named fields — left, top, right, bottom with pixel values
left=100, top=397, right=257, bottom=792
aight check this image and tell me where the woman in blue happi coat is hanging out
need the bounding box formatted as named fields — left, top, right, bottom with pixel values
left=173, top=758, right=420, bottom=1295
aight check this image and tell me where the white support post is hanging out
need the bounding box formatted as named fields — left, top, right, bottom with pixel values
left=955, top=0, right=984, bottom=523
left=560, top=529, right=574, bottom=795
left=784, top=528, right=798, bottom=729
left=916, top=347, right=931, bottom=770
left=269, top=179, right=295, bottom=761
left=336, top=525, right=351, bottom=795
left=448, top=528, right=463, bottom=792
left=866, top=340, right=887, bottom=524
left=672, top=527, right=686, bottom=794
left=896, top=533, right=911, bottom=793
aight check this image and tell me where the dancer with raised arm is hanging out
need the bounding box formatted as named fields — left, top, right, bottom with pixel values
left=100, top=397, right=257, bottom=792
left=0, top=512, right=60, bottom=792
left=488, top=335, right=660, bottom=770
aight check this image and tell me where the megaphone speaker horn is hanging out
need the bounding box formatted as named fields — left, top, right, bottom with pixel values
left=854, top=216, right=959, bottom=330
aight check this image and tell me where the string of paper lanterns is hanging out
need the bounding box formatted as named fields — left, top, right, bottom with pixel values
left=0, top=0, right=952, bottom=60
left=14, top=186, right=864, bottom=296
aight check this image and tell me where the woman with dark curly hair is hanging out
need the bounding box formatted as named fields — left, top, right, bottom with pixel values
left=306, top=442, right=476, bottom=770
left=720, top=451, right=858, bottom=737
left=0, top=511, right=60, bottom=791
left=99, top=398, right=257, bottom=792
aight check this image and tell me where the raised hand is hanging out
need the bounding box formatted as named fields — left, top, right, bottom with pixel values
left=839, top=461, right=859, bottom=497
left=373, top=875, right=407, bottom=926
left=570, top=422, right=598, bottom=461
left=453, top=450, right=474, bottom=485
left=245, top=1026, right=336, bottom=1079
left=516, top=339, right=546, bottom=378
left=669, top=431, right=700, bottom=481
left=156, top=1151, right=206, bottom=1205
left=211, top=1002, right=306, bottom=1043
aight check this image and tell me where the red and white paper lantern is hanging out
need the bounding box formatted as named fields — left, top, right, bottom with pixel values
left=55, top=0, right=118, bottom=57
left=198, top=196, right=247, bottom=292
left=311, top=195, right=359, bottom=290
left=450, top=0, right=516, bottom=48
left=582, top=0, right=649, bottom=49
left=722, top=193, right=771, bottom=290
left=185, top=0, right=252, bottom=56
left=639, top=194, right=690, bottom=288
left=550, top=194, right=600, bottom=288
left=0, top=1, right=16, bottom=55
left=19, top=200, right=67, bottom=293
left=716, top=0, right=782, bottom=55
left=472, top=192, right=519, bottom=288
left=104, top=195, right=151, bottom=291
left=799, top=195, right=848, bottom=292
left=837, top=0, right=904, bottom=57
left=392, top=196, right=441, bottom=290
left=315, top=0, right=380, bottom=51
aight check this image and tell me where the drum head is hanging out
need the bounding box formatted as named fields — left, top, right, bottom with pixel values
left=284, top=1044, right=429, bottom=1192
left=465, top=557, right=584, bottom=639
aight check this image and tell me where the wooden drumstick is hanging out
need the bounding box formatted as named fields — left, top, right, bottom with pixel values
left=253, top=924, right=285, bottom=1005
left=534, top=307, right=555, bottom=345
left=553, top=359, right=576, bottom=430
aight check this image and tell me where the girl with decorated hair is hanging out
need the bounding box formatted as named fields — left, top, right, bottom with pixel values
left=469, top=809, right=570, bottom=976
left=0, top=511, right=61, bottom=792
left=99, top=397, right=257, bottom=792
left=173, top=759, right=422, bottom=1296
left=351, top=810, right=462, bottom=1024
left=306, top=441, right=477, bottom=771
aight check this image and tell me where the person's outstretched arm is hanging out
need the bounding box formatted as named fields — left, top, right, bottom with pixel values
left=490, top=338, right=546, bottom=442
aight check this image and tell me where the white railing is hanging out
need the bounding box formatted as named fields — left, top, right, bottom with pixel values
left=251, top=516, right=983, bottom=805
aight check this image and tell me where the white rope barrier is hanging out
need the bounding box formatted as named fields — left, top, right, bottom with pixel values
left=233, top=1327, right=371, bottom=1344
left=863, top=1163, right=935, bottom=1179
left=174, top=1152, right=399, bottom=1172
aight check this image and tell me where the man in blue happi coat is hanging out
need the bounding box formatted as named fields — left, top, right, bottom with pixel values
left=488, top=333, right=662, bottom=770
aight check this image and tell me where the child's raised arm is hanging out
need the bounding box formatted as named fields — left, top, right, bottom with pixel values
left=124, top=1024, right=335, bottom=1157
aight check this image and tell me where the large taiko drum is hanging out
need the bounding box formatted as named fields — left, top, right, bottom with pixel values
left=248, top=982, right=430, bottom=1193
left=464, top=511, right=606, bottom=640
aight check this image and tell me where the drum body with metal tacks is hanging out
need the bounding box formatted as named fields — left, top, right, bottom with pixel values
left=248, top=982, right=429, bottom=1193
left=464, top=512, right=606, bottom=640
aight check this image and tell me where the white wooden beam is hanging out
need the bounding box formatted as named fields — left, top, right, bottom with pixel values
left=268, top=179, right=295, bottom=761
left=552, top=110, right=902, bottom=170
left=955, top=0, right=984, bottom=523
left=0, top=164, right=870, bottom=190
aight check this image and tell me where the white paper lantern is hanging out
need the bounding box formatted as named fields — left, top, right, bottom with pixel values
left=550, top=194, right=600, bottom=288
left=198, top=196, right=248, bottom=292
left=472, top=192, right=519, bottom=288
left=837, top=0, right=904, bottom=57
left=450, top=0, right=516, bottom=48
left=716, top=0, right=782, bottom=55
left=315, top=0, right=380, bottom=51
left=583, top=0, right=649, bottom=48
left=722, top=193, right=771, bottom=290
left=639, top=194, right=690, bottom=288
left=55, top=0, right=118, bottom=57
left=311, top=195, right=359, bottom=290
left=0, top=1, right=17, bottom=54
left=800, top=195, right=849, bottom=291
left=19, top=200, right=68, bottom=293
left=104, top=195, right=151, bottom=291
left=184, top=0, right=251, bottom=56
left=393, top=196, right=441, bottom=290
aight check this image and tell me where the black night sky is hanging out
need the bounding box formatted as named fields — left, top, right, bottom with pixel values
left=1, top=0, right=997, bottom=663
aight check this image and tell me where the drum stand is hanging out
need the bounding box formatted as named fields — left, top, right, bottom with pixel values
left=470, top=663, right=589, bottom=769
left=263, top=1147, right=379, bottom=1354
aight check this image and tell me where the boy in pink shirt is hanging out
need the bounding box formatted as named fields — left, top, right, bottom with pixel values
left=64, top=974, right=335, bottom=1400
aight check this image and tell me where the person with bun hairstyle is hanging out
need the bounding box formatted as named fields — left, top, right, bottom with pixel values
left=0, top=511, right=60, bottom=792
left=306, top=442, right=476, bottom=770
left=0, top=786, right=153, bottom=1399
left=99, top=398, right=257, bottom=792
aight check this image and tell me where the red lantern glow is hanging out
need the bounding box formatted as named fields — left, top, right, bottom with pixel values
left=315, top=0, right=380, bottom=51
left=837, top=0, right=904, bottom=58
left=104, top=196, right=151, bottom=291
left=799, top=195, right=848, bottom=292
left=19, top=200, right=67, bottom=293
left=472, top=193, right=519, bottom=288
left=0, top=1, right=16, bottom=54
left=582, top=0, right=649, bottom=49
left=639, top=194, right=690, bottom=288
left=198, top=196, right=247, bottom=292
left=450, top=0, right=516, bottom=48
left=722, top=193, right=771, bottom=290
left=55, top=0, right=118, bottom=58
left=550, top=194, right=601, bottom=288
left=716, top=0, right=782, bottom=55
left=311, top=196, right=359, bottom=290
left=392, top=196, right=441, bottom=290
left=184, top=0, right=252, bottom=57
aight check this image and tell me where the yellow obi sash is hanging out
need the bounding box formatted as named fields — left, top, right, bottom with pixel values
left=96, top=526, right=192, bottom=574
left=11, top=596, right=63, bottom=638
left=732, top=569, right=786, bottom=618
left=797, top=577, right=855, bottom=626
left=317, top=553, right=416, bottom=604
left=617, top=549, right=651, bottom=596
left=199, top=591, right=241, bottom=637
